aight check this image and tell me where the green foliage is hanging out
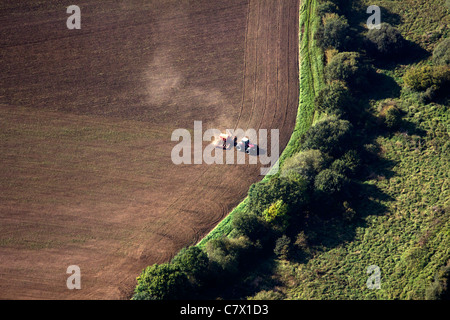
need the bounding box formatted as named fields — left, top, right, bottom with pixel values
left=171, top=246, right=209, bottom=285
left=365, top=23, right=407, bottom=58
left=134, top=263, right=189, bottom=300
left=325, top=51, right=371, bottom=88
left=274, top=235, right=292, bottom=260
left=248, top=290, right=284, bottom=300
left=425, top=262, right=450, bottom=300
left=316, top=15, right=351, bottom=51
left=248, top=176, right=309, bottom=216
left=301, top=117, right=353, bottom=157
left=383, top=105, right=402, bottom=129
left=231, top=210, right=269, bottom=242
left=432, top=37, right=450, bottom=65
left=403, top=65, right=450, bottom=92
left=314, top=81, right=353, bottom=116
left=281, top=149, right=329, bottom=184
left=316, top=1, right=339, bottom=17
left=314, top=168, right=348, bottom=195
left=205, top=236, right=257, bottom=275
left=263, top=200, right=290, bottom=232
left=330, top=150, right=361, bottom=177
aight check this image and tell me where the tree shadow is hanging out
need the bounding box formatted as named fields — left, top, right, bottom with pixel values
left=369, top=39, right=431, bottom=70
left=363, top=70, right=402, bottom=100
left=378, top=5, right=403, bottom=27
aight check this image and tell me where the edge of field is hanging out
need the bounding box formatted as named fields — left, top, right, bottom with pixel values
left=197, top=0, right=323, bottom=248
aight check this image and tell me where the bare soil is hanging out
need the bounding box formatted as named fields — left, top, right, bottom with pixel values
left=0, top=0, right=299, bottom=299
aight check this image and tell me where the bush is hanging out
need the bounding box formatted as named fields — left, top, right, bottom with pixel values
left=301, top=117, right=353, bottom=158
left=316, top=15, right=351, bottom=51
left=274, top=235, right=292, bottom=260
left=330, top=150, right=361, bottom=177
left=134, top=263, right=189, bottom=300
left=403, top=65, right=450, bottom=92
left=248, top=176, right=309, bottom=216
left=231, top=211, right=269, bottom=243
left=263, top=199, right=290, bottom=232
left=314, top=81, right=353, bottom=116
left=425, top=263, right=450, bottom=300
left=383, top=105, right=402, bottom=129
left=249, top=290, right=284, bottom=300
left=294, top=231, right=309, bottom=250
left=281, top=149, right=329, bottom=184
left=171, top=246, right=210, bottom=285
left=205, top=236, right=257, bottom=275
left=316, top=1, right=339, bottom=17
left=365, top=23, right=407, bottom=59
left=325, top=52, right=371, bottom=89
left=432, top=37, right=450, bottom=66
left=314, top=168, right=349, bottom=196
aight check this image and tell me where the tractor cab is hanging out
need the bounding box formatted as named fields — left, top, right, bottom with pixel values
left=236, top=137, right=256, bottom=153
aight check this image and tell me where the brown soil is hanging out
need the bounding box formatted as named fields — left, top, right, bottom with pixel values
left=0, top=0, right=299, bottom=299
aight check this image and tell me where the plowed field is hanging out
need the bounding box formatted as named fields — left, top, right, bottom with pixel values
left=0, top=0, right=299, bottom=299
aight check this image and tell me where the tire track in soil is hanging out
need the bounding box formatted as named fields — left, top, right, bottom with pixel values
left=140, top=0, right=300, bottom=259
left=0, top=0, right=299, bottom=299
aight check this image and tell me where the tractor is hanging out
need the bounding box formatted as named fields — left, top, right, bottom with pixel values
left=214, top=133, right=258, bottom=154
left=214, top=133, right=237, bottom=150
left=236, top=137, right=257, bottom=154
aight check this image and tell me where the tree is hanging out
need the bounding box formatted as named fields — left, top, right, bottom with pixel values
left=383, top=105, right=402, bottom=129
left=274, top=235, right=292, bottom=260
left=205, top=236, right=257, bottom=275
left=314, top=81, right=353, bottom=116
left=330, top=150, right=361, bottom=177
left=171, top=246, right=210, bottom=285
left=231, top=211, right=269, bottom=243
left=263, top=199, right=290, bottom=232
left=314, top=169, right=348, bottom=196
left=316, top=15, right=351, bottom=51
left=301, top=117, right=353, bottom=158
left=432, top=37, right=450, bottom=66
left=325, top=51, right=371, bottom=89
left=134, top=263, right=189, bottom=300
left=403, top=65, right=450, bottom=92
left=316, top=1, right=339, bottom=17
left=281, top=149, right=329, bottom=185
left=248, top=176, right=309, bottom=216
left=365, top=23, right=407, bottom=59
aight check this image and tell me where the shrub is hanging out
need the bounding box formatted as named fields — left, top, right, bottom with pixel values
left=325, top=52, right=371, bottom=89
left=263, top=199, right=290, bottom=232
left=316, top=1, right=339, bottom=17
left=316, top=15, right=351, bottom=51
left=205, top=236, right=257, bottom=275
left=274, top=235, right=292, bottom=260
left=134, top=263, right=189, bottom=300
left=249, top=290, right=284, bottom=300
left=314, top=168, right=349, bottom=196
left=171, top=246, right=210, bottom=285
left=248, top=176, right=309, bottom=216
left=281, top=149, right=329, bottom=184
left=301, top=117, right=353, bottom=158
left=294, top=231, right=309, bottom=250
left=432, top=37, right=450, bottom=66
left=365, top=23, right=407, bottom=58
left=314, top=81, right=353, bottom=116
left=231, top=211, right=269, bottom=243
left=425, top=263, right=450, bottom=300
left=403, top=65, right=450, bottom=92
left=384, top=105, right=402, bottom=129
left=330, top=150, right=361, bottom=177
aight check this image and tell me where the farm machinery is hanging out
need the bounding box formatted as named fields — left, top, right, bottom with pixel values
left=214, top=133, right=257, bottom=154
